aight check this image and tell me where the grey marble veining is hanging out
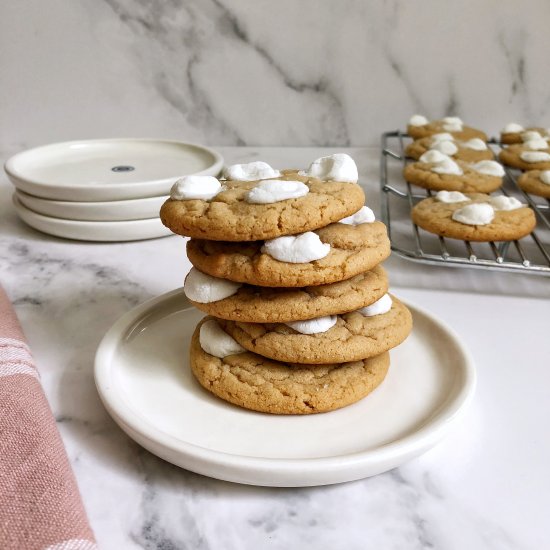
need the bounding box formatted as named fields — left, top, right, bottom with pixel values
left=2, top=1, right=550, bottom=151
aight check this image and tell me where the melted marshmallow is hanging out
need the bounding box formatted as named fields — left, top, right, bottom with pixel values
left=503, top=122, right=524, bottom=133
left=262, top=232, right=330, bottom=263
left=245, top=180, right=309, bottom=204
left=170, top=176, right=222, bottom=201
left=409, top=114, right=428, bottom=126
left=338, top=206, right=375, bottom=225
left=286, top=315, right=337, bottom=335
left=431, top=140, right=458, bottom=155
left=521, top=131, right=542, bottom=142
left=419, top=150, right=448, bottom=164
left=431, top=133, right=454, bottom=143
left=489, top=196, right=524, bottom=211
left=539, top=170, right=550, bottom=185
left=300, top=154, right=358, bottom=183
left=435, top=190, right=470, bottom=203
left=442, top=116, right=463, bottom=132
left=524, top=138, right=549, bottom=150
left=199, top=320, right=245, bottom=358
left=432, top=157, right=463, bottom=175
left=184, top=268, right=241, bottom=303
left=359, top=294, right=392, bottom=317
left=452, top=203, right=494, bottom=225
left=470, top=160, right=505, bottom=177
left=520, top=151, right=550, bottom=163
left=223, top=161, right=281, bottom=181
left=462, top=138, right=488, bottom=151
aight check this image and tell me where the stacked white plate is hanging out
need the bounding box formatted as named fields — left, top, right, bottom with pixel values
left=4, top=139, right=224, bottom=241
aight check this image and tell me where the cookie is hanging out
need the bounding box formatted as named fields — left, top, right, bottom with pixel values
left=403, top=158, right=503, bottom=193
left=219, top=295, right=412, bottom=364
left=190, top=317, right=390, bottom=414
left=160, top=170, right=365, bottom=241
left=407, top=115, right=487, bottom=141
left=499, top=144, right=550, bottom=171
left=186, top=221, right=391, bottom=287
left=500, top=125, right=550, bottom=145
left=405, top=136, right=494, bottom=163
left=186, top=265, right=389, bottom=323
left=517, top=170, right=550, bottom=198
left=411, top=193, right=536, bottom=242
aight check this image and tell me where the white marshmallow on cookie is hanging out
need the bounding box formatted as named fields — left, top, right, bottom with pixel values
left=452, top=203, right=495, bottom=225
left=442, top=116, right=463, bottom=132
left=338, top=206, right=375, bottom=225
left=223, top=161, right=281, bottom=181
left=488, top=196, right=524, bottom=211
left=539, top=171, right=550, bottom=185
left=435, top=191, right=470, bottom=203
left=430, top=140, right=458, bottom=156
left=520, top=151, right=550, bottom=163
left=184, top=268, right=242, bottom=303
left=262, top=232, right=330, bottom=263
left=285, top=315, right=337, bottom=335
left=502, top=122, right=524, bottom=133
left=524, top=139, right=549, bottom=151
left=470, top=160, right=505, bottom=177
left=462, top=138, right=488, bottom=151
left=170, top=176, right=222, bottom=201
left=359, top=294, right=392, bottom=317
left=199, top=320, right=245, bottom=358
left=300, top=154, right=358, bottom=183
left=245, top=180, right=309, bottom=204
left=409, top=114, right=429, bottom=126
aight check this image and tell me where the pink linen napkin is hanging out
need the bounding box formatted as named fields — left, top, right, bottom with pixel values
left=0, top=287, right=96, bottom=550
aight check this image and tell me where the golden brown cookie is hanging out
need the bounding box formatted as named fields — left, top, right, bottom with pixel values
left=407, top=120, right=487, bottom=141
left=500, top=127, right=549, bottom=145
left=160, top=170, right=365, bottom=241
left=186, top=221, right=391, bottom=287
left=187, top=265, right=389, bottom=323
left=499, top=144, right=550, bottom=171
left=411, top=193, right=536, bottom=241
left=405, top=137, right=494, bottom=162
left=517, top=170, right=550, bottom=198
left=220, top=295, right=412, bottom=365
left=403, top=160, right=502, bottom=193
left=190, top=317, right=390, bottom=414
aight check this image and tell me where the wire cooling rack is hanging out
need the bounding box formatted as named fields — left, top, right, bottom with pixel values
left=380, top=131, right=550, bottom=275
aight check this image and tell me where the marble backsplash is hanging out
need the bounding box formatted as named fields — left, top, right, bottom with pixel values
left=2, top=0, right=549, bottom=150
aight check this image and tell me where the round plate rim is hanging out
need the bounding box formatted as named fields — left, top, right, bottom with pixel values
left=4, top=138, right=224, bottom=200
left=94, top=287, right=476, bottom=483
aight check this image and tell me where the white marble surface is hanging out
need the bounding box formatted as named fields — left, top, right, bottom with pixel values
left=2, top=1, right=550, bottom=151
left=1, top=147, right=550, bottom=549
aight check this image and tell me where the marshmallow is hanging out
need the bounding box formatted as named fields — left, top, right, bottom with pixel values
left=300, top=154, right=358, bottom=183
left=470, top=160, right=505, bottom=177
left=462, top=138, right=488, bottom=151
left=245, top=180, right=309, bottom=204
left=419, top=150, right=448, bottom=164
left=184, top=268, right=241, bottom=303
left=170, top=176, right=222, bottom=201
left=452, top=203, right=495, bottom=225
left=359, top=294, right=393, bottom=317
left=262, top=232, right=330, bottom=263
left=435, top=191, right=470, bottom=203
left=431, top=133, right=455, bottom=143
left=489, top=196, right=524, bottom=211
left=338, top=206, right=375, bottom=225
left=431, top=140, right=458, bottom=156
left=524, top=138, right=549, bottom=150
left=286, top=315, right=337, bottom=335
left=521, top=131, right=542, bottom=142
left=431, top=157, right=463, bottom=175
left=442, top=116, right=463, bottom=132
left=409, top=114, right=428, bottom=126
left=199, top=320, right=245, bottom=358
left=520, top=151, right=550, bottom=163
left=539, top=170, right=550, bottom=185
left=223, top=161, right=281, bottom=181
left=503, top=122, right=524, bottom=133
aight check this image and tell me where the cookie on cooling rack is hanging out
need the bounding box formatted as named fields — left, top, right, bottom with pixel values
left=190, top=317, right=390, bottom=414
left=411, top=191, right=536, bottom=242
left=518, top=170, right=550, bottom=199
left=499, top=142, right=550, bottom=171
left=500, top=123, right=550, bottom=145
left=403, top=151, right=504, bottom=193
left=407, top=115, right=487, bottom=142
left=405, top=134, right=493, bottom=163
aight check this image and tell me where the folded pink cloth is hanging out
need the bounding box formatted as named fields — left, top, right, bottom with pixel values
left=0, top=287, right=96, bottom=550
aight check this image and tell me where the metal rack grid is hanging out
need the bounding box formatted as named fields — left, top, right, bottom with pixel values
left=380, top=131, right=550, bottom=275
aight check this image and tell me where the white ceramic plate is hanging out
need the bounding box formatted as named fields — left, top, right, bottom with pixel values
left=13, top=195, right=172, bottom=242
left=15, top=190, right=168, bottom=222
left=94, top=288, right=476, bottom=487
left=5, top=139, right=223, bottom=201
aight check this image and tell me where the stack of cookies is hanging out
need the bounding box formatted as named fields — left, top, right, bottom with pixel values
left=404, top=115, right=536, bottom=242
left=160, top=154, right=412, bottom=414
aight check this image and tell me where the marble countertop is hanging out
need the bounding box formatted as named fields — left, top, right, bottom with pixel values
left=1, top=147, right=549, bottom=549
